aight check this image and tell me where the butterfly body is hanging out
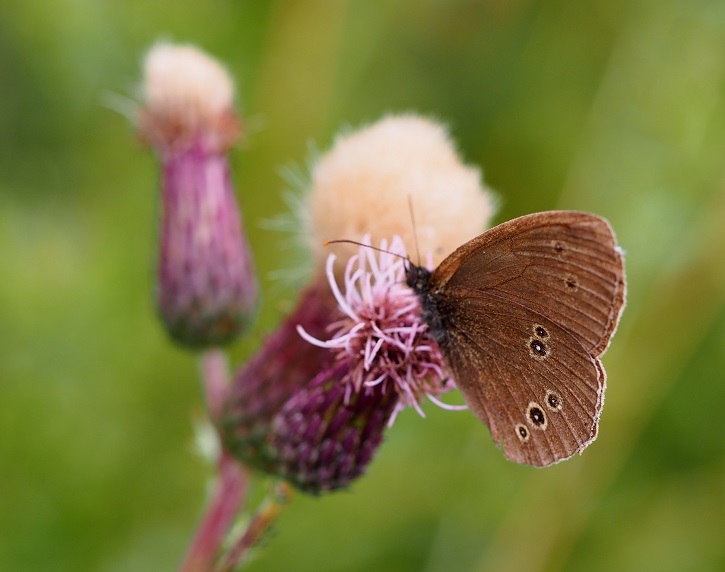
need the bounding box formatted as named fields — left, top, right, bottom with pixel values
left=405, top=265, right=447, bottom=343
left=407, top=211, right=626, bottom=466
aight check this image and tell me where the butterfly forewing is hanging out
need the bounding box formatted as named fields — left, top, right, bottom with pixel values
left=432, top=211, right=625, bottom=356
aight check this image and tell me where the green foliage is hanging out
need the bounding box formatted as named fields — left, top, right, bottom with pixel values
left=1, top=1, right=723, bottom=570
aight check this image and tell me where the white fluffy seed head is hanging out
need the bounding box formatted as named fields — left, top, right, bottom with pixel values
left=306, top=114, right=497, bottom=270
left=139, top=42, right=238, bottom=151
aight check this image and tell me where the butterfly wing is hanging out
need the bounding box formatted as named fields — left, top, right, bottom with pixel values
left=438, top=293, right=605, bottom=465
left=432, top=211, right=625, bottom=355
left=430, top=211, right=625, bottom=465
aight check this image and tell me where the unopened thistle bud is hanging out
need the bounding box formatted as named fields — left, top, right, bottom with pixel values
left=222, top=114, right=496, bottom=493
left=138, top=43, right=257, bottom=348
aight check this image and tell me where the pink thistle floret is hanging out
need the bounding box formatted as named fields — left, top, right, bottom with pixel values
left=298, top=236, right=465, bottom=422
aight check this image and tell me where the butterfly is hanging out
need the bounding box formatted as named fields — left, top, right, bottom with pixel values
left=406, top=211, right=626, bottom=466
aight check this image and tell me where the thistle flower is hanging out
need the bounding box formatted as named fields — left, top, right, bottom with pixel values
left=266, top=236, right=471, bottom=493
left=308, top=114, right=496, bottom=270
left=298, top=236, right=457, bottom=421
left=222, top=114, right=495, bottom=493
left=138, top=43, right=257, bottom=348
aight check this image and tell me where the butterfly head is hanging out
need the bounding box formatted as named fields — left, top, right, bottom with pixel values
left=405, top=262, right=432, bottom=296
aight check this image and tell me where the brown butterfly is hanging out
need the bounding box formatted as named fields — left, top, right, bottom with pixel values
left=406, top=211, right=626, bottom=466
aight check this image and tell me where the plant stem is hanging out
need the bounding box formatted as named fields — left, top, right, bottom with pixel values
left=180, top=451, right=249, bottom=572
left=200, top=349, right=230, bottom=423
left=217, top=482, right=293, bottom=572
left=180, top=349, right=250, bottom=572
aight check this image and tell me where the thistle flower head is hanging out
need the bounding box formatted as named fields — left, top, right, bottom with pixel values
left=306, top=114, right=496, bottom=273
left=222, top=114, right=493, bottom=493
left=137, top=42, right=257, bottom=348
left=138, top=42, right=240, bottom=154
left=298, top=236, right=460, bottom=422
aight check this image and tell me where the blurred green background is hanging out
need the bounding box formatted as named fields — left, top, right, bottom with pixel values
left=1, top=0, right=724, bottom=570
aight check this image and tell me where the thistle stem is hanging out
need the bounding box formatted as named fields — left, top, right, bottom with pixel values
left=180, top=450, right=249, bottom=572
left=180, top=350, right=249, bottom=572
left=201, top=349, right=230, bottom=423
left=217, top=482, right=293, bottom=572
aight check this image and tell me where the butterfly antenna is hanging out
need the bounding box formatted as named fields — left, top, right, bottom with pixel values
left=323, top=239, right=408, bottom=262
left=407, top=195, right=422, bottom=266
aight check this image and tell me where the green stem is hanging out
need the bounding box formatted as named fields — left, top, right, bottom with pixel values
left=217, top=482, right=293, bottom=572
left=180, top=350, right=250, bottom=572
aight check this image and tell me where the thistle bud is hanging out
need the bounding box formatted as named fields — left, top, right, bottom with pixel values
left=138, top=43, right=257, bottom=348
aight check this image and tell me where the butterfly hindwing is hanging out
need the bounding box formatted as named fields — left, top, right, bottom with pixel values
left=439, top=293, right=605, bottom=466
